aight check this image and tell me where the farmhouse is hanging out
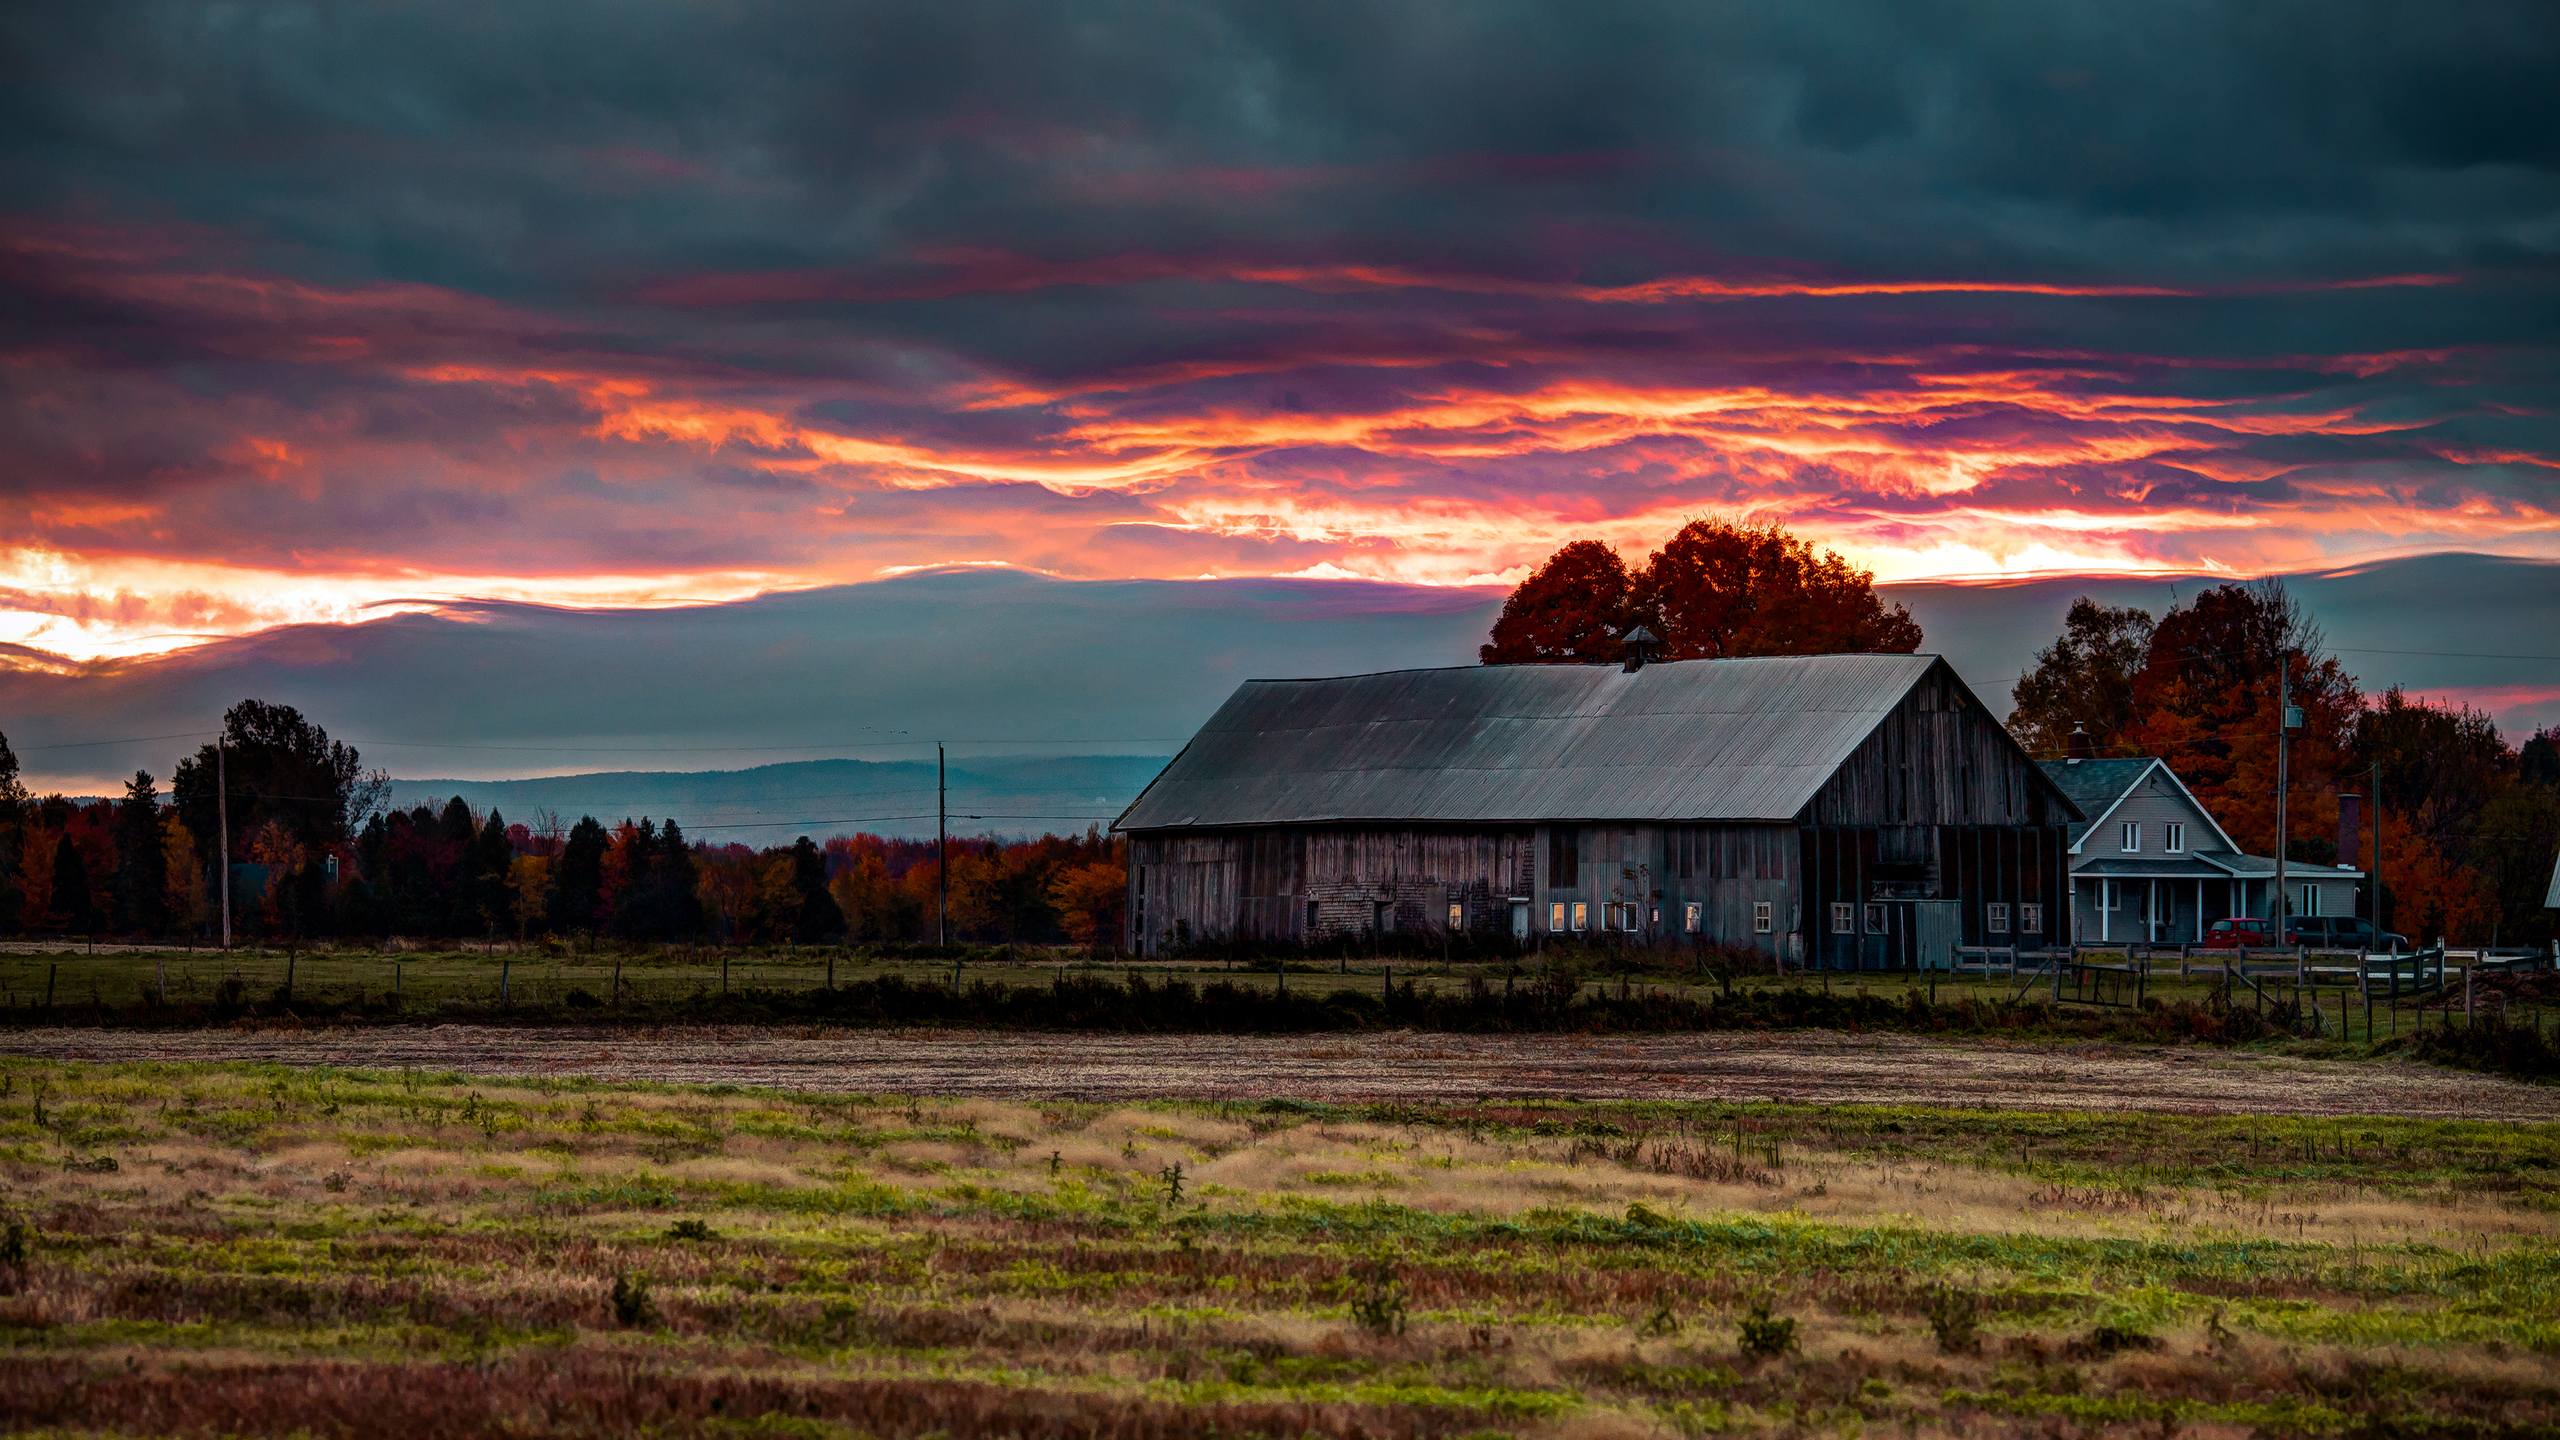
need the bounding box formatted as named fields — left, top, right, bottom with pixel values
left=2037, top=756, right=2362, bottom=944
left=1114, top=652, right=2081, bottom=967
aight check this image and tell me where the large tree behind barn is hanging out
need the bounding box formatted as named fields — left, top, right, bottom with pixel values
left=1115, top=652, right=2078, bottom=967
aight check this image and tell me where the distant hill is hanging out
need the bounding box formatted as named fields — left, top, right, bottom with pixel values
left=387, top=754, right=1169, bottom=845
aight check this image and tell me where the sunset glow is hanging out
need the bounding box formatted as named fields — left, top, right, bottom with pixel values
left=4, top=5, right=2556, bottom=667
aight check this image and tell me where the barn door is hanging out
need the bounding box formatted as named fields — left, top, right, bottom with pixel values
left=1509, top=900, right=1529, bottom=941
left=1911, top=901, right=1961, bottom=971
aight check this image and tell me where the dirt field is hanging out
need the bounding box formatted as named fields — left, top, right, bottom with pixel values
left=3, top=1024, right=2549, bottom=1118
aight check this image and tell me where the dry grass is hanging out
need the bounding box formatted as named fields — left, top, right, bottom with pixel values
left=0, top=1056, right=2554, bottom=1438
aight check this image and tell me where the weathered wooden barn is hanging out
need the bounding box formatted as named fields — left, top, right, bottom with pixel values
left=1113, top=653, right=2083, bottom=967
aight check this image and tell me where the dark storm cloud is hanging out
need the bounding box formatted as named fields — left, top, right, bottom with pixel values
left=1, top=0, right=2554, bottom=665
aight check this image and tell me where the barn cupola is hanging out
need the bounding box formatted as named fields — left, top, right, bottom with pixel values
left=1621, top=625, right=1659, bottom=672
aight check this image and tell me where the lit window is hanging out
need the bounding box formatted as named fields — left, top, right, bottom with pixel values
left=1987, top=903, right=2010, bottom=934
left=1650, top=905, right=1661, bottom=928
left=2164, top=822, right=2185, bottom=854
left=1448, top=901, right=1464, bottom=930
left=1549, top=901, right=1566, bottom=932
left=2121, top=822, right=2141, bottom=852
left=1830, top=902, right=1854, bottom=935
left=1750, top=901, right=1770, bottom=934
left=2020, top=903, right=2043, bottom=933
left=1572, top=901, right=1589, bottom=931
left=1864, top=903, right=1887, bottom=933
left=1688, top=902, right=1706, bottom=933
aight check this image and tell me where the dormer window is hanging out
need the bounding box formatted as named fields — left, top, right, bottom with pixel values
left=2164, top=822, right=2185, bottom=854
left=2121, top=821, right=2141, bottom=852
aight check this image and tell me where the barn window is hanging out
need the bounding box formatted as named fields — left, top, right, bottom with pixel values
left=1572, top=901, right=1588, bottom=931
left=1987, top=902, right=2011, bottom=934
left=2164, top=822, right=2185, bottom=853
left=1549, top=901, right=1566, bottom=932
left=1373, top=901, right=1394, bottom=933
left=1830, top=902, right=1854, bottom=934
left=1448, top=901, right=1465, bottom=931
left=1751, top=901, right=1770, bottom=934
left=1650, top=905, right=1661, bottom=928
left=1688, top=902, right=1705, bottom=933
left=1864, top=903, right=1887, bottom=933
left=2020, top=902, right=2043, bottom=932
left=1304, top=899, right=1319, bottom=935
left=1548, top=828, right=1579, bottom=888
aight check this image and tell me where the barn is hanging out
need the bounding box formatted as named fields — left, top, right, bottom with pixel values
left=1113, top=651, right=2083, bottom=967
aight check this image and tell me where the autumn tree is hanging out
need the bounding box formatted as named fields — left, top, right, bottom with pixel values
left=2125, top=581, right=2359, bottom=856
left=2006, top=599, right=2155, bottom=757
left=162, top=815, right=207, bottom=934
left=1049, top=859, right=1128, bottom=949
left=1480, top=540, right=1633, bottom=663
left=1633, top=520, right=1922, bottom=660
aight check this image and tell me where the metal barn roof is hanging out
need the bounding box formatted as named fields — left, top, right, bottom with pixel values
left=1115, top=653, right=1951, bottom=831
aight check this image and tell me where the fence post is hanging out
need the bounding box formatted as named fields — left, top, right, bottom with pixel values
left=44, top=963, right=56, bottom=1011
left=500, top=958, right=511, bottom=1007
left=394, top=958, right=403, bottom=1003
left=284, top=953, right=296, bottom=1004
left=611, top=956, right=622, bottom=1006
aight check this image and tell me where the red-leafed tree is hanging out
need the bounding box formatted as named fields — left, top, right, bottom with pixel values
left=1479, top=540, right=1633, bottom=663
left=1481, top=522, right=1920, bottom=665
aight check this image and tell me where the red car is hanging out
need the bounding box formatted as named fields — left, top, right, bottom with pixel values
left=2202, top=917, right=2277, bottom=949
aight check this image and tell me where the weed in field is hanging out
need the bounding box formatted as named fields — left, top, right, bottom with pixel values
left=664, top=1218, right=719, bottom=1242
left=1924, top=1285, right=1981, bottom=1354
left=1159, top=1162, right=1185, bottom=1207
left=606, top=1270, right=658, bottom=1328
left=1737, top=1301, right=1797, bottom=1361
left=1347, top=1259, right=1409, bottom=1337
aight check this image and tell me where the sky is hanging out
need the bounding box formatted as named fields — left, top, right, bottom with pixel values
left=3, top=3, right=2557, bottom=672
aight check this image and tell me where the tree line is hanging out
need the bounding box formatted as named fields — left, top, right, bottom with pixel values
left=0, top=704, right=1126, bottom=947
left=1487, top=521, right=2558, bottom=947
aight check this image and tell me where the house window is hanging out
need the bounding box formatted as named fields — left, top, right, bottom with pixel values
left=1751, top=901, right=1770, bottom=934
left=1830, top=902, right=1854, bottom=934
left=1650, top=905, right=1661, bottom=928
left=1549, top=901, right=1566, bottom=932
left=2121, top=822, right=2141, bottom=852
left=2164, top=822, right=2185, bottom=854
left=2097, top=880, right=2120, bottom=914
left=1448, top=901, right=1465, bottom=931
left=1988, top=903, right=2011, bottom=934
left=1547, top=828, right=1578, bottom=888
left=2020, top=903, right=2043, bottom=933
left=2301, top=886, right=2323, bottom=918
left=1689, top=902, right=1706, bottom=934
left=1571, top=901, right=1589, bottom=931
left=1864, top=903, right=1887, bottom=934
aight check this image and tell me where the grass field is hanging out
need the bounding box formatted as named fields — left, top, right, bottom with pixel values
left=2, top=1057, right=2556, bottom=1437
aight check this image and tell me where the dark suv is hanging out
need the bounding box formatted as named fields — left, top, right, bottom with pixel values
left=2286, top=916, right=2407, bottom=951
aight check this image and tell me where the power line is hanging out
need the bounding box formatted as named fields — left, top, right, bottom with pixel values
left=2327, top=646, right=2560, bottom=662
left=11, top=729, right=217, bottom=752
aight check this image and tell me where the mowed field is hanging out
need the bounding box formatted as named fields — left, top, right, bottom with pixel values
left=1, top=1056, right=2556, bottom=1438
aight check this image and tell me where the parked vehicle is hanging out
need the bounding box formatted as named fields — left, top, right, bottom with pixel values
left=2285, top=916, right=2407, bottom=951
left=2202, top=917, right=2276, bottom=949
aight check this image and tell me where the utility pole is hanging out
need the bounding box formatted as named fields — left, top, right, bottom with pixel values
left=2272, top=651, right=2290, bottom=932
left=936, top=742, right=947, bottom=946
left=216, top=735, right=232, bottom=951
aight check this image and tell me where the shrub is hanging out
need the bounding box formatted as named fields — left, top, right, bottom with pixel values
left=1924, top=1286, right=1980, bottom=1354
left=1346, top=1260, right=1408, bottom=1337
left=664, top=1218, right=717, bottom=1242
left=609, top=1271, right=656, bottom=1327
left=1737, top=1300, right=1797, bottom=1361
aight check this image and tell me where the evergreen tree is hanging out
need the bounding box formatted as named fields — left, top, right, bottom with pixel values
left=50, top=832, right=98, bottom=933
left=788, top=836, right=843, bottom=941
left=472, top=811, right=513, bottom=935
left=112, top=771, right=167, bottom=935
left=0, top=728, right=25, bottom=934
left=553, top=816, right=608, bottom=934
left=659, top=819, right=704, bottom=939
